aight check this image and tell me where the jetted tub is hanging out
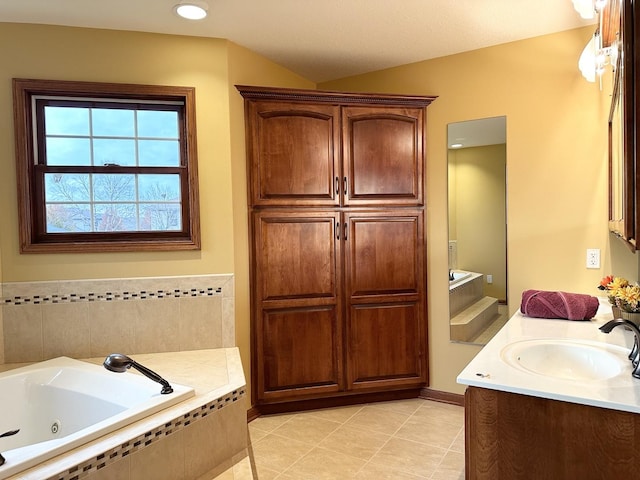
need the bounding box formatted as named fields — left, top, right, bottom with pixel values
left=449, top=269, right=479, bottom=289
left=0, top=356, right=194, bottom=479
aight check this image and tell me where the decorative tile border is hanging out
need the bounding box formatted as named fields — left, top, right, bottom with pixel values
left=46, top=388, right=246, bottom=480
left=3, top=287, right=223, bottom=306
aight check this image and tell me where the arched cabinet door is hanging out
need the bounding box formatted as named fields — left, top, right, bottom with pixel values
left=245, top=101, right=340, bottom=207
left=342, top=106, right=424, bottom=207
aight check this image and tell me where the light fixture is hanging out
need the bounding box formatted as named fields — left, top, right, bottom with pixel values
left=450, top=143, right=463, bottom=149
left=571, top=0, right=607, bottom=19
left=174, top=1, right=208, bottom=20
left=578, top=29, right=616, bottom=84
left=579, top=33, right=598, bottom=82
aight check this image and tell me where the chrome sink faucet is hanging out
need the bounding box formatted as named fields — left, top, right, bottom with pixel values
left=600, top=319, right=640, bottom=378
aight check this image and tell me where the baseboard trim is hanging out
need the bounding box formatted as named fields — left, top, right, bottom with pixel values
left=248, top=388, right=423, bottom=419
left=419, top=387, right=464, bottom=406
left=247, top=406, right=261, bottom=423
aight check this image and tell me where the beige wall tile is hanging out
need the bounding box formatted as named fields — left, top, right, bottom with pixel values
left=2, top=280, right=60, bottom=299
left=88, top=456, right=131, bottom=480
left=43, top=302, right=91, bottom=359
left=130, top=430, right=185, bottom=480
left=222, top=297, right=235, bottom=347
left=1, top=274, right=236, bottom=364
left=58, top=279, right=122, bottom=298
left=183, top=409, right=227, bottom=479
left=3, top=304, right=43, bottom=362
left=179, top=296, right=222, bottom=350
left=133, top=298, right=180, bottom=354
left=89, top=300, right=136, bottom=357
left=220, top=401, right=248, bottom=456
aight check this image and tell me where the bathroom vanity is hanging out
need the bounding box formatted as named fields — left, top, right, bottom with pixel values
left=458, top=301, right=640, bottom=480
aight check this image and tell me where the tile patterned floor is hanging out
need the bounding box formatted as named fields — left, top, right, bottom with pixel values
left=213, top=398, right=465, bottom=480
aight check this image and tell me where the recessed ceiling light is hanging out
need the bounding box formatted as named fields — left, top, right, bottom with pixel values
left=174, top=1, right=208, bottom=20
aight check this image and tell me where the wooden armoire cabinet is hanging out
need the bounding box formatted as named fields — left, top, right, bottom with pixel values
left=237, top=85, right=436, bottom=411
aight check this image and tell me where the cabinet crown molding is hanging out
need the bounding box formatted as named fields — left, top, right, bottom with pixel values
left=236, top=85, right=436, bottom=107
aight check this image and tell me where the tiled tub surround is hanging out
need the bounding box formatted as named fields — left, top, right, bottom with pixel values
left=0, top=348, right=247, bottom=480
left=1, top=274, right=234, bottom=363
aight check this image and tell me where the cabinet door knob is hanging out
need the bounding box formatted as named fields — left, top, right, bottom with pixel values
left=336, top=221, right=340, bottom=240
left=343, top=176, right=347, bottom=195
left=344, top=222, right=347, bottom=240
left=335, top=176, right=340, bottom=195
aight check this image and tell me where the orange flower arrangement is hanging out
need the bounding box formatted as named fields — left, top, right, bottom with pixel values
left=599, top=275, right=640, bottom=313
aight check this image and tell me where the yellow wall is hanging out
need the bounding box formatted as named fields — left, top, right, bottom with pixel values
left=449, top=144, right=507, bottom=301
left=0, top=23, right=313, bottom=400
left=321, top=27, right=639, bottom=393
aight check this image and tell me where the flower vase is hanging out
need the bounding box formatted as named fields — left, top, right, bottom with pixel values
left=612, top=305, right=623, bottom=319
left=621, top=310, right=640, bottom=326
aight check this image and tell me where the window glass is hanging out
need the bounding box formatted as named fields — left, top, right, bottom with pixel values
left=92, top=108, right=135, bottom=137
left=45, top=138, right=91, bottom=166
left=44, top=106, right=89, bottom=136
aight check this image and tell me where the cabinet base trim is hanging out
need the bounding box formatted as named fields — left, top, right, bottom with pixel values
left=251, top=388, right=422, bottom=416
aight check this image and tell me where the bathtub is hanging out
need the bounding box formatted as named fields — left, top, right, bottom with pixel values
left=0, top=356, right=194, bottom=479
left=449, top=269, right=478, bottom=289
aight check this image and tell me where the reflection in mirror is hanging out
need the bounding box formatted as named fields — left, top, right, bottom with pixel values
left=448, top=116, right=509, bottom=344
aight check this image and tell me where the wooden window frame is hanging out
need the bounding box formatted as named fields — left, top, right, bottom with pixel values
left=13, top=78, right=201, bottom=253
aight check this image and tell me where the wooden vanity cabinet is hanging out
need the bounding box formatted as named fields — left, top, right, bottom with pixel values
left=238, top=86, right=435, bottom=410
left=466, top=386, right=640, bottom=480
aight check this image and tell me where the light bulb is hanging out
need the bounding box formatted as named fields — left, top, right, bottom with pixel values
left=174, top=2, right=208, bottom=20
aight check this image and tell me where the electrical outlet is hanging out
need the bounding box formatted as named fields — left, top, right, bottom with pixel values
left=586, top=248, right=600, bottom=269
left=487, top=274, right=493, bottom=284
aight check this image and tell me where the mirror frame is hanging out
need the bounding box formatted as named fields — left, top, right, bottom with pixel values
left=607, top=0, right=639, bottom=249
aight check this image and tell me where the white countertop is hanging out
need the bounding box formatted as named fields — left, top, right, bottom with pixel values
left=457, top=298, right=640, bottom=414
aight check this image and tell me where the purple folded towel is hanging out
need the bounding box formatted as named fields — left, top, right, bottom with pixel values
left=520, top=290, right=599, bottom=320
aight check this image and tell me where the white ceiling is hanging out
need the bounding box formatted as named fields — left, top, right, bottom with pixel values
left=1, top=0, right=595, bottom=83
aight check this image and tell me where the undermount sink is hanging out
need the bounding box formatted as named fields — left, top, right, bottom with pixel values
left=501, top=339, right=628, bottom=381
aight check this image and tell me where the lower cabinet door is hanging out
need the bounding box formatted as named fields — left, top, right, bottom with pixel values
left=347, top=301, right=426, bottom=390
left=258, top=306, right=342, bottom=401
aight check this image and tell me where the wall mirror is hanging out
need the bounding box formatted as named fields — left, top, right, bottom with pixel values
left=448, top=116, right=509, bottom=344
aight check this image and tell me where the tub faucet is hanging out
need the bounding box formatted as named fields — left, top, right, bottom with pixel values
left=103, top=353, right=174, bottom=394
left=449, top=270, right=454, bottom=281
left=600, top=319, right=640, bottom=378
left=0, top=429, right=20, bottom=466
